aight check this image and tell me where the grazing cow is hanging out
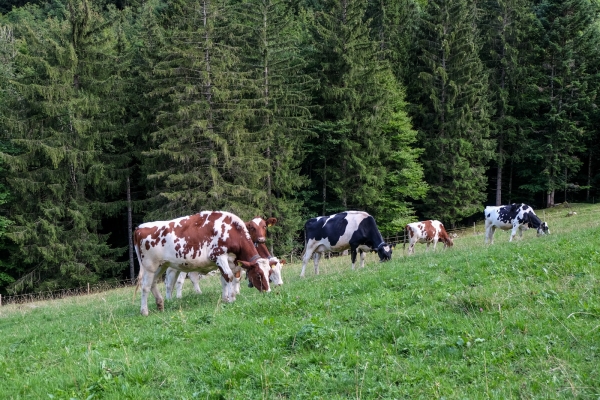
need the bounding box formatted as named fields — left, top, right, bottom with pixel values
left=165, top=217, right=284, bottom=298
left=300, top=211, right=392, bottom=277
left=484, top=203, right=550, bottom=244
left=404, top=220, right=454, bottom=255
left=134, top=211, right=271, bottom=316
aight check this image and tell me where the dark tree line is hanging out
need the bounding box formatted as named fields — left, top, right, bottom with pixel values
left=0, top=0, right=598, bottom=294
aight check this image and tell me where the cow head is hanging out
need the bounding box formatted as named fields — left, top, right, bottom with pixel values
left=444, top=236, right=454, bottom=248
left=246, top=217, right=277, bottom=244
left=268, top=258, right=285, bottom=286
left=376, top=242, right=393, bottom=262
left=537, top=222, right=550, bottom=236
left=236, top=259, right=271, bottom=292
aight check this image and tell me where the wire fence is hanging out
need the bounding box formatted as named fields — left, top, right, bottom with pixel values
left=0, top=279, right=134, bottom=307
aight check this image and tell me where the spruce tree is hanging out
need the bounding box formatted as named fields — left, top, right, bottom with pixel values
left=520, top=0, right=600, bottom=206
left=480, top=0, right=534, bottom=205
left=141, top=0, right=264, bottom=219
left=230, top=0, right=315, bottom=254
left=305, top=0, right=425, bottom=221
left=411, top=0, right=494, bottom=225
left=0, top=1, right=125, bottom=292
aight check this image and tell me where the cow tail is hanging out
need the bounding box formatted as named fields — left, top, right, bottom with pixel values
left=132, top=234, right=143, bottom=303
left=300, top=223, right=308, bottom=259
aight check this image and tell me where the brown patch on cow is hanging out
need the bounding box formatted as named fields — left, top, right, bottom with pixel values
left=234, top=270, right=241, bottom=279
left=422, top=221, right=436, bottom=241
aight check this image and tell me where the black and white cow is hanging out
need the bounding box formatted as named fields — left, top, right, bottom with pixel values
left=300, top=211, right=392, bottom=277
left=484, top=203, right=550, bottom=244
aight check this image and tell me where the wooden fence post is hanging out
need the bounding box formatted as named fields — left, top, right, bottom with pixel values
left=87, top=283, right=90, bottom=295
left=473, top=222, right=476, bottom=235
left=0, top=294, right=2, bottom=307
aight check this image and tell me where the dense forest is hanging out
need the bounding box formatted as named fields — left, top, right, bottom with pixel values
left=0, top=0, right=599, bottom=294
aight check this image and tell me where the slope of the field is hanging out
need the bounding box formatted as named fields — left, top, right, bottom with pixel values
left=1, top=204, right=599, bottom=399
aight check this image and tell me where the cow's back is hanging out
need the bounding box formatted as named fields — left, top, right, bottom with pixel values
left=134, top=211, right=249, bottom=273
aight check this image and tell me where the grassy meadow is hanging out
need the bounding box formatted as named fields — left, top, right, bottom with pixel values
left=1, top=203, right=599, bottom=399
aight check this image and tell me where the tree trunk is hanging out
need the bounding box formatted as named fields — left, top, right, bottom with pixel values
left=564, top=167, right=567, bottom=203
left=127, top=176, right=135, bottom=283
left=508, top=158, right=513, bottom=205
left=496, top=136, right=503, bottom=206
left=587, top=150, right=592, bottom=202
left=322, top=156, right=327, bottom=216
left=547, top=189, right=555, bottom=207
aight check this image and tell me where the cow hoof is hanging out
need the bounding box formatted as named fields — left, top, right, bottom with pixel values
left=141, top=309, right=149, bottom=317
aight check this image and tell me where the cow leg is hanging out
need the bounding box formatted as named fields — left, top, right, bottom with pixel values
left=313, top=252, right=321, bottom=275
left=140, top=262, right=168, bottom=316
left=426, top=242, right=431, bottom=252
left=140, top=269, right=157, bottom=316
left=485, top=225, right=495, bottom=244
left=300, top=249, right=313, bottom=277
left=188, top=272, right=202, bottom=294
left=350, top=247, right=358, bottom=270
left=220, top=274, right=235, bottom=303
left=408, top=241, right=415, bottom=255
left=175, top=272, right=187, bottom=298
left=232, top=269, right=242, bottom=295
left=359, top=250, right=366, bottom=268
left=432, top=239, right=438, bottom=251
left=150, top=264, right=169, bottom=313
left=484, top=223, right=492, bottom=244
left=216, top=254, right=234, bottom=282
left=510, top=225, right=518, bottom=242
left=164, top=268, right=178, bottom=300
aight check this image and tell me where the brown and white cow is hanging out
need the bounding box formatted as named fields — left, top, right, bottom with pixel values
left=165, top=216, right=284, bottom=299
left=134, top=211, right=271, bottom=316
left=404, top=220, right=453, bottom=255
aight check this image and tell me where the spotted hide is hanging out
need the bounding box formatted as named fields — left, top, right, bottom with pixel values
left=484, top=203, right=550, bottom=244
left=134, top=211, right=271, bottom=316
left=164, top=217, right=284, bottom=299
left=300, top=211, right=392, bottom=277
left=404, top=220, right=453, bottom=255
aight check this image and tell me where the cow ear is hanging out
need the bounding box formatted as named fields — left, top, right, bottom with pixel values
left=266, top=217, right=277, bottom=227
left=280, top=259, right=286, bottom=265
left=237, top=260, right=252, bottom=269
left=269, top=259, right=278, bottom=267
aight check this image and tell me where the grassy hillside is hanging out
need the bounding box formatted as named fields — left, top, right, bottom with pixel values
left=1, top=203, right=599, bottom=399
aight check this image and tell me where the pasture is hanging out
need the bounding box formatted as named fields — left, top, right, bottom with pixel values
left=1, top=203, right=599, bottom=399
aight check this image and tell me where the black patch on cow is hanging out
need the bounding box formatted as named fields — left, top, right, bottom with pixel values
left=494, top=203, right=542, bottom=228
left=304, top=213, right=349, bottom=247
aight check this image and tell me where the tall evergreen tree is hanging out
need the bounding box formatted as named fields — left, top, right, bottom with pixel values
left=304, top=0, right=426, bottom=222
left=480, top=0, right=534, bottom=205
left=0, top=1, right=125, bottom=292
left=520, top=0, right=600, bottom=206
left=0, top=24, right=17, bottom=291
left=411, top=0, right=494, bottom=224
left=231, top=0, right=315, bottom=254
left=141, top=0, right=264, bottom=220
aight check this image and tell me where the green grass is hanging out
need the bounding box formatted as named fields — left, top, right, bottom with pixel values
left=1, top=203, right=599, bottom=399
